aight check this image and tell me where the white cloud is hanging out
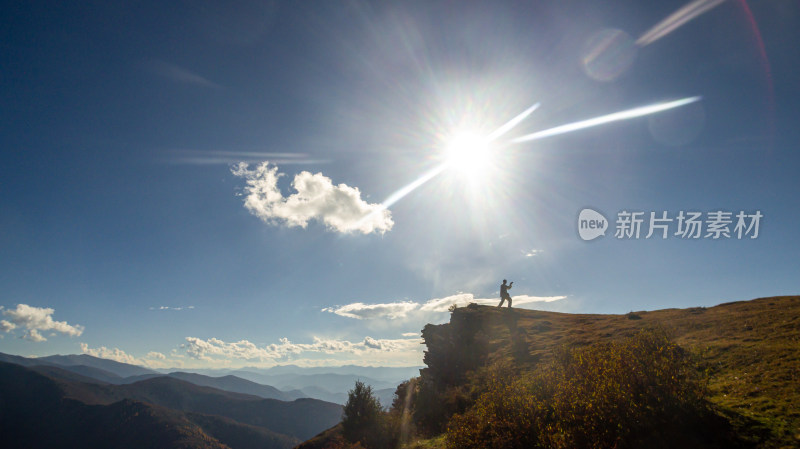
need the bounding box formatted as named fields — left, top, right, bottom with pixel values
left=402, top=332, right=419, bottom=337
left=231, top=162, right=393, bottom=234
left=2, top=304, right=84, bottom=342
left=419, top=293, right=475, bottom=312
left=183, top=335, right=422, bottom=363
left=146, top=60, right=221, bottom=88
left=498, top=294, right=566, bottom=305
left=146, top=351, right=167, bottom=360
left=0, top=320, right=16, bottom=332
left=424, top=293, right=565, bottom=309
left=184, top=337, right=273, bottom=361
left=24, top=329, right=47, bottom=342
left=325, top=293, right=568, bottom=319
left=80, top=343, right=139, bottom=365
left=323, top=301, right=418, bottom=319
left=80, top=344, right=177, bottom=369
left=75, top=335, right=424, bottom=370
left=150, top=305, right=195, bottom=311
left=523, top=249, right=543, bottom=257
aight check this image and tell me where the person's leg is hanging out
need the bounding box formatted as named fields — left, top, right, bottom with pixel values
left=508, top=297, right=512, bottom=308
left=497, top=298, right=505, bottom=307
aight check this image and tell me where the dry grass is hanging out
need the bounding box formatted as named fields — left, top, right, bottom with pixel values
left=295, top=297, right=799, bottom=449
left=455, top=296, right=800, bottom=447
left=399, top=435, right=446, bottom=449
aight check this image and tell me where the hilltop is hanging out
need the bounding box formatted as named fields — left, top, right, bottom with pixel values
left=299, top=295, right=800, bottom=448
left=432, top=295, right=799, bottom=425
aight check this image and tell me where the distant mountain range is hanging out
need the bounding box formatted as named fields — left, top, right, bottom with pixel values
left=184, top=364, right=421, bottom=381
left=0, top=351, right=420, bottom=448
left=0, top=351, right=156, bottom=378
left=0, top=351, right=421, bottom=406
left=0, top=360, right=343, bottom=449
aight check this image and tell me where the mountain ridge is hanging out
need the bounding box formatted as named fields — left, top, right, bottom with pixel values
left=0, top=350, right=411, bottom=404
left=0, top=359, right=345, bottom=448
left=0, top=361, right=291, bottom=449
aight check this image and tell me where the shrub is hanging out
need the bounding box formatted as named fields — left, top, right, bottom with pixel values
left=445, top=328, right=708, bottom=449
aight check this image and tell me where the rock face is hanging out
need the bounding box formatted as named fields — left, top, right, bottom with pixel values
left=420, top=303, right=491, bottom=388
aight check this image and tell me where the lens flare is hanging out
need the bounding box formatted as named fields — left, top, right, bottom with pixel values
left=371, top=103, right=542, bottom=213
left=636, top=0, right=727, bottom=47
left=366, top=97, right=701, bottom=220
left=511, top=97, right=701, bottom=144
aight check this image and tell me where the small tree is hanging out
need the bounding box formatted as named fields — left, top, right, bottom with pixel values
left=342, top=380, right=385, bottom=448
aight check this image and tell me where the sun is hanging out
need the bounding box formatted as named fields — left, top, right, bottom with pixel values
left=444, top=130, right=493, bottom=176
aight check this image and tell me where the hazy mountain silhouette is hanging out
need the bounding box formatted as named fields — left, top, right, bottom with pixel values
left=295, top=385, right=348, bottom=405
left=0, top=361, right=297, bottom=449
left=36, top=353, right=159, bottom=377
left=0, top=352, right=315, bottom=401
left=48, top=373, right=342, bottom=441
left=231, top=371, right=397, bottom=400
left=242, top=364, right=422, bottom=381
left=117, top=371, right=299, bottom=401
left=29, top=364, right=116, bottom=385
left=0, top=360, right=344, bottom=448
left=0, top=351, right=413, bottom=407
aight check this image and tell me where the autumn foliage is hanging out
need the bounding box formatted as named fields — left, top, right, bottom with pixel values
left=445, top=328, right=709, bottom=449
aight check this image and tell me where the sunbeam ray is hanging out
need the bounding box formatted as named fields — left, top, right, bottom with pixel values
left=636, top=0, right=727, bottom=47
left=365, top=97, right=700, bottom=220
left=511, top=96, right=701, bottom=144
left=486, top=103, right=540, bottom=141
left=367, top=103, right=541, bottom=216
left=380, top=163, right=448, bottom=210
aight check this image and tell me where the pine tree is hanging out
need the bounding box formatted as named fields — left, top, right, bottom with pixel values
left=342, top=380, right=384, bottom=448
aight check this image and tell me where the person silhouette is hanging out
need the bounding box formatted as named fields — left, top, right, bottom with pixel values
left=497, top=279, right=513, bottom=308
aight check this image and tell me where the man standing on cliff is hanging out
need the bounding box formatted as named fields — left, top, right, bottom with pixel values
left=497, top=279, right=513, bottom=308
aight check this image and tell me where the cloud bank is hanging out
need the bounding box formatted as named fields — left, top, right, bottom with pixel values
left=80, top=343, right=174, bottom=369
left=1, top=304, right=84, bottom=342
left=321, top=301, right=418, bottom=320
left=324, top=293, right=567, bottom=320
left=80, top=343, right=139, bottom=365
left=232, top=162, right=393, bottom=234
left=183, top=335, right=421, bottom=363
left=77, top=334, right=423, bottom=370
left=150, top=305, right=195, bottom=311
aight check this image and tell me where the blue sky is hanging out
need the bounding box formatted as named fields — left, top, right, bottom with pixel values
left=1, top=0, right=798, bottom=368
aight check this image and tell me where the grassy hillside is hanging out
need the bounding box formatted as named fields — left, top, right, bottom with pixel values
left=298, top=295, right=799, bottom=449
left=454, top=295, right=800, bottom=439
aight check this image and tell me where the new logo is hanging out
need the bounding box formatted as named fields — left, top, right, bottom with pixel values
left=578, top=208, right=608, bottom=241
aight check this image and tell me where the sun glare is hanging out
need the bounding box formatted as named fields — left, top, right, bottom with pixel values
left=444, top=131, right=492, bottom=176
